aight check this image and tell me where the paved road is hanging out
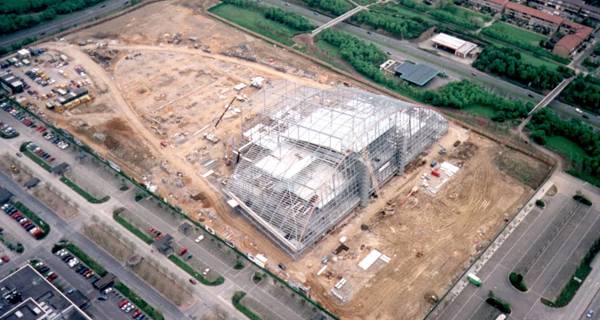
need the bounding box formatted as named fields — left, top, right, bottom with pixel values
left=0, top=109, right=323, bottom=320
left=0, top=0, right=131, bottom=48
left=0, top=169, right=189, bottom=319
left=433, top=172, right=600, bottom=320
left=263, top=0, right=600, bottom=128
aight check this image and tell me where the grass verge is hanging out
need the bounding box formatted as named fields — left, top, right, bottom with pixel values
left=209, top=3, right=298, bottom=46
left=59, top=176, right=110, bottom=204
left=113, top=211, right=154, bottom=244
left=13, top=202, right=50, bottom=238
left=114, top=282, right=165, bottom=320
left=168, top=255, right=225, bottom=286
left=232, top=291, right=262, bottom=320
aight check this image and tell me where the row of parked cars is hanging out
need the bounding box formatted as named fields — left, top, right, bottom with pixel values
left=54, top=248, right=96, bottom=279
left=26, top=142, right=56, bottom=164
left=117, top=298, right=147, bottom=320
left=32, top=260, right=60, bottom=283
left=1, top=100, right=70, bottom=151
left=0, top=121, right=18, bottom=138
left=1, top=202, right=45, bottom=239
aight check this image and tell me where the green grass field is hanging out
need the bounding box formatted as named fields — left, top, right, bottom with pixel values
left=484, top=22, right=547, bottom=47
left=463, top=104, right=496, bottom=118
left=209, top=4, right=299, bottom=46
left=545, top=136, right=587, bottom=159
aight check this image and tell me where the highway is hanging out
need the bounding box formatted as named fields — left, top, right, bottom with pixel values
left=264, top=0, right=600, bottom=128
left=0, top=0, right=131, bottom=48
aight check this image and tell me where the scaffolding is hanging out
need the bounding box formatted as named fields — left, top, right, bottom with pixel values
left=224, top=81, right=448, bottom=257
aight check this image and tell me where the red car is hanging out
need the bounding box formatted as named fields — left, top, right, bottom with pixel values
left=47, top=273, right=58, bottom=282
left=118, top=299, right=128, bottom=308
left=132, top=310, right=141, bottom=318
left=1, top=256, right=9, bottom=263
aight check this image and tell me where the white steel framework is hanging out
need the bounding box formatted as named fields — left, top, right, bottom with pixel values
left=224, top=82, right=448, bottom=257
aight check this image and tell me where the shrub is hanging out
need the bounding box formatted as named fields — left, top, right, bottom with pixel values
left=232, top=291, right=262, bottom=320
left=573, top=194, right=592, bottom=206
left=509, top=272, right=527, bottom=292
left=234, top=259, right=245, bottom=270
left=486, top=291, right=511, bottom=314
left=535, top=199, right=545, bottom=208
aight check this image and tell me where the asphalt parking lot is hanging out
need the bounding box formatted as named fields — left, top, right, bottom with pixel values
left=435, top=175, right=600, bottom=320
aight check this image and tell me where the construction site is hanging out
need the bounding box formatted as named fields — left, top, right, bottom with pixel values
left=8, top=0, right=551, bottom=319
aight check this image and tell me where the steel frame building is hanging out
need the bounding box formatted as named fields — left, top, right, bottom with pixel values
left=224, top=82, right=448, bottom=257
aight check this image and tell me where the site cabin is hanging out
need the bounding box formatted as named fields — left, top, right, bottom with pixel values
left=467, top=273, right=482, bottom=287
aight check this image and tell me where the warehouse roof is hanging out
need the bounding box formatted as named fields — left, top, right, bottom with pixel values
left=394, top=61, right=438, bottom=86
left=431, top=33, right=478, bottom=56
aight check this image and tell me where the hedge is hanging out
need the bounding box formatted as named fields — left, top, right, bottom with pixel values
left=114, top=282, right=165, bottom=320
left=232, top=291, right=262, bottom=320
left=60, top=176, right=110, bottom=204
left=113, top=211, right=154, bottom=244
left=20, top=142, right=52, bottom=172
left=509, top=272, right=527, bottom=292
left=486, top=291, right=511, bottom=314
left=13, top=202, right=50, bottom=238
left=168, top=255, right=225, bottom=286
left=52, top=242, right=108, bottom=277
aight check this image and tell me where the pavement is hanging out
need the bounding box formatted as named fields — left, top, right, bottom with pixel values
left=432, top=171, right=600, bottom=320
left=261, top=0, right=600, bottom=128
left=0, top=0, right=132, bottom=48
left=0, top=108, right=326, bottom=320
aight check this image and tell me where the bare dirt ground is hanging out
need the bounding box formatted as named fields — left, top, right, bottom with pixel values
left=26, top=1, right=550, bottom=319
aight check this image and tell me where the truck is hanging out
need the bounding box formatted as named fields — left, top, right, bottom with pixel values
left=467, top=273, right=482, bottom=287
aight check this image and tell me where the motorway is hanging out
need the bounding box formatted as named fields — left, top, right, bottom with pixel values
left=263, top=0, right=600, bottom=128
left=0, top=0, right=131, bottom=48
left=0, top=107, right=324, bottom=320
left=432, top=172, right=600, bottom=320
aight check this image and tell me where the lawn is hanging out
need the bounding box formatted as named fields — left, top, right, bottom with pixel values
left=484, top=22, right=547, bottom=48
left=209, top=3, right=299, bottom=46
left=463, top=104, right=496, bottom=118
left=545, top=136, right=587, bottom=160
left=168, top=255, right=225, bottom=286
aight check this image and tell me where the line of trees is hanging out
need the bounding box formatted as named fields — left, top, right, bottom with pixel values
left=223, top=0, right=315, bottom=32
left=319, top=29, right=387, bottom=80
left=303, top=0, right=353, bottom=16
left=264, top=7, right=314, bottom=32
left=560, top=75, right=600, bottom=114
left=422, top=80, right=532, bottom=121
left=0, top=0, right=107, bottom=35
left=528, top=109, right=600, bottom=182
left=351, top=9, right=431, bottom=39
left=473, top=46, right=573, bottom=91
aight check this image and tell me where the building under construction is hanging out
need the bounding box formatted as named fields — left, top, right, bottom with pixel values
left=224, top=82, right=448, bottom=257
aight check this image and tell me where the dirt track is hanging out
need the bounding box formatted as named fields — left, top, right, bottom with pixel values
left=29, top=1, right=547, bottom=319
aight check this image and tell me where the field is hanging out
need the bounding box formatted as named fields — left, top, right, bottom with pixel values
left=210, top=3, right=300, bottom=46
left=483, top=22, right=547, bottom=48
left=18, top=0, right=550, bottom=319
left=545, top=136, right=587, bottom=160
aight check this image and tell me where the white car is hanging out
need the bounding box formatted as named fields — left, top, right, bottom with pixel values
left=194, top=235, right=204, bottom=243
left=67, top=258, right=79, bottom=268
left=202, top=268, right=210, bottom=276
left=575, top=108, right=583, bottom=114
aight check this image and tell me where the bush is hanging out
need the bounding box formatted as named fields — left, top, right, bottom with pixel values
left=232, top=291, right=262, bottom=320
left=252, top=272, right=264, bottom=284
left=573, top=194, right=592, bottom=206
left=264, top=7, right=314, bottom=31
left=509, top=272, right=528, bottom=292
left=234, top=259, right=245, bottom=270
left=535, top=199, right=545, bottom=208
left=486, top=291, right=512, bottom=313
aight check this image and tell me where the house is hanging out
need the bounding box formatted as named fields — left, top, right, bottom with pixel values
left=504, top=2, right=564, bottom=34
left=393, top=61, right=439, bottom=87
